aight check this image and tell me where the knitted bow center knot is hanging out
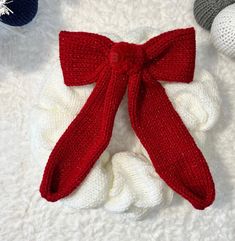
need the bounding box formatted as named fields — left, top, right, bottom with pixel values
left=40, top=28, right=216, bottom=210
left=109, top=42, right=144, bottom=73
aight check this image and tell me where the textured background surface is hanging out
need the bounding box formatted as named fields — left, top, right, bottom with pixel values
left=0, top=0, right=235, bottom=240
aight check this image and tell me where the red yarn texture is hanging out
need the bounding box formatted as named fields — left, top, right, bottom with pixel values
left=40, top=28, right=215, bottom=210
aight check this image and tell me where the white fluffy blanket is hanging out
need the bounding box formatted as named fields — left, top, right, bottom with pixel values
left=0, top=0, right=235, bottom=240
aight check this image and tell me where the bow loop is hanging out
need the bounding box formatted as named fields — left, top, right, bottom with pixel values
left=59, top=31, right=113, bottom=86
left=143, top=28, right=196, bottom=83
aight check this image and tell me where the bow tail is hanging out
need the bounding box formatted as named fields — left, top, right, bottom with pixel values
left=40, top=68, right=127, bottom=202
left=128, top=74, right=215, bottom=209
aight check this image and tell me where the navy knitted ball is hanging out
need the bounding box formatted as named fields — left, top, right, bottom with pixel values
left=0, top=0, right=38, bottom=26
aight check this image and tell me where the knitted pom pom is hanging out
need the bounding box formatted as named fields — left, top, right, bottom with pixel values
left=211, top=4, right=235, bottom=58
left=0, top=0, right=38, bottom=26
left=193, top=0, right=235, bottom=30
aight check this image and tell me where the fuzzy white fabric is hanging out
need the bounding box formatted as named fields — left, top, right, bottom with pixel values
left=0, top=0, right=12, bottom=17
left=1, top=0, right=235, bottom=240
left=211, top=3, right=235, bottom=58
left=30, top=28, right=220, bottom=219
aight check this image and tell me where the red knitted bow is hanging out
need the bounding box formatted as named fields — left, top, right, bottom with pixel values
left=40, top=28, right=215, bottom=209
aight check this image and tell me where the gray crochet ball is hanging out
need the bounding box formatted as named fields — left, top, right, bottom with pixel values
left=194, top=0, right=235, bottom=30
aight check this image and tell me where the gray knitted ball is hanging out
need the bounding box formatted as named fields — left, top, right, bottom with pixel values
left=194, top=0, right=235, bottom=30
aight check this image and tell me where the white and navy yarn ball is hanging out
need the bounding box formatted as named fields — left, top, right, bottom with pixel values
left=194, top=0, right=235, bottom=58
left=0, top=0, right=38, bottom=26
